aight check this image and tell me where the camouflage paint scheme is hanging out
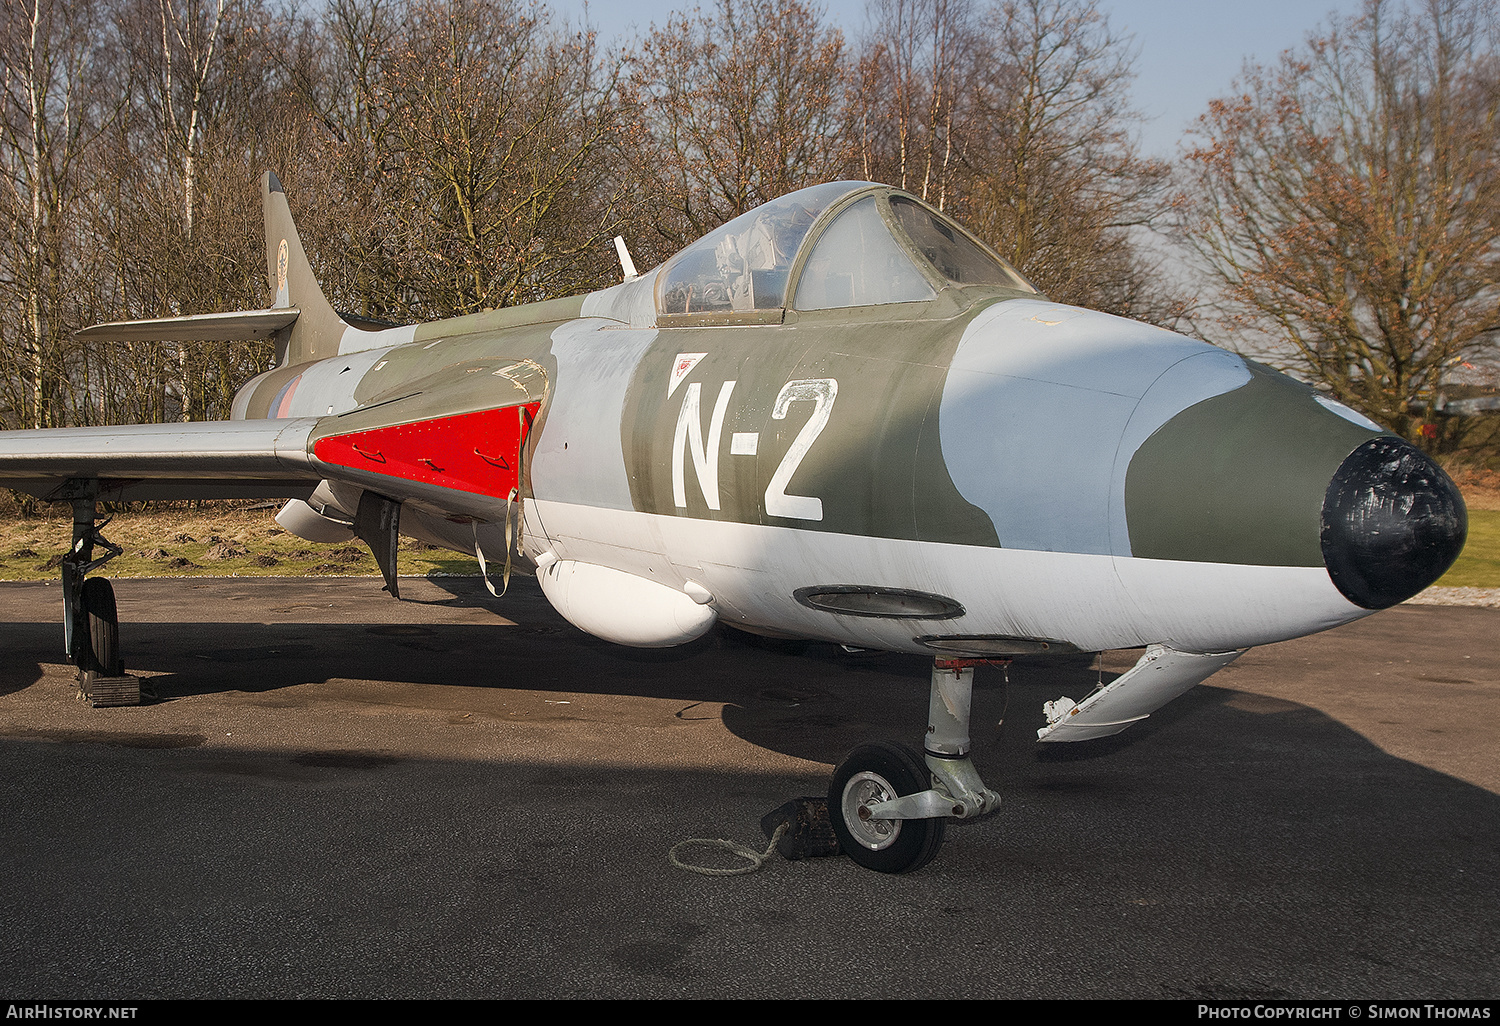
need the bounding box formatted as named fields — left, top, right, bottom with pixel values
left=0, top=175, right=1466, bottom=686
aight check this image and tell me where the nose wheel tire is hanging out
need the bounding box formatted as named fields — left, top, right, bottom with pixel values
left=828, top=741, right=945, bottom=874
left=80, top=577, right=122, bottom=677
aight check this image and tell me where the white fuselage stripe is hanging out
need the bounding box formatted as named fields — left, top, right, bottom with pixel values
left=525, top=499, right=1371, bottom=654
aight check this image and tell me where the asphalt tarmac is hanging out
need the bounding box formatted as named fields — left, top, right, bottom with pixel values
left=0, top=575, right=1495, bottom=1000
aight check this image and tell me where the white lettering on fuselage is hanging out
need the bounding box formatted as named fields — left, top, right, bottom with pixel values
left=672, top=380, right=736, bottom=510
left=765, top=378, right=837, bottom=521
left=671, top=377, right=839, bottom=520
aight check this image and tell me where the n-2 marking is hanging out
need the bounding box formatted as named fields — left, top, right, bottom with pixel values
left=672, top=376, right=838, bottom=521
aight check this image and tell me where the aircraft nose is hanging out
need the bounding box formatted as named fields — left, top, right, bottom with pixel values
left=1121, top=360, right=1467, bottom=610
left=1321, top=437, right=1467, bottom=609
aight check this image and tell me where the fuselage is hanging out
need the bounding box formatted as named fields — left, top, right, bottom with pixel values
left=227, top=249, right=1465, bottom=658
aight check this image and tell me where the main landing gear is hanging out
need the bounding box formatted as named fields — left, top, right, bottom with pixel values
left=57, top=484, right=131, bottom=702
left=828, top=658, right=1004, bottom=874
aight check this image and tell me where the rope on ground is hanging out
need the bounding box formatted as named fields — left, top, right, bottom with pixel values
left=669, top=822, right=788, bottom=876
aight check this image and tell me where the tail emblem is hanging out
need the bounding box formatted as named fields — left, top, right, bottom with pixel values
left=275, top=239, right=289, bottom=306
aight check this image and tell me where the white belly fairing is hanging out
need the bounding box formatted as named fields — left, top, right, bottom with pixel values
left=525, top=499, right=1371, bottom=654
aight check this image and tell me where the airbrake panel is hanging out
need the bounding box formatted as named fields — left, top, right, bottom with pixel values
left=313, top=402, right=540, bottom=500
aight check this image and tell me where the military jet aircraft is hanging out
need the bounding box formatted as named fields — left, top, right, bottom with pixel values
left=0, top=174, right=1467, bottom=872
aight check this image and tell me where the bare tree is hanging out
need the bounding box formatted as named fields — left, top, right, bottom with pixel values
left=0, top=0, right=115, bottom=429
left=285, top=0, right=419, bottom=320
left=93, top=0, right=284, bottom=424
left=854, top=0, right=977, bottom=209
left=143, top=0, right=228, bottom=421
left=291, top=0, right=630, bottom=320
left=394, top=0, right=627, bottom=313
left=955, top=0, right=1178, bottom=320
left=1180, top=0, right=1500, bottom=448
left=627, top=0, right=852, bottom=260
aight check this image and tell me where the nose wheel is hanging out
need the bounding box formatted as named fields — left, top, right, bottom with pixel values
left=828, top=658, right=1005, bottom=873
left=829, top=741, right=946, bottom=874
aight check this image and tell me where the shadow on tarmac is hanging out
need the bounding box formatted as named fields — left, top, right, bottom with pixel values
left=0, top=577, right=1496, bottom=998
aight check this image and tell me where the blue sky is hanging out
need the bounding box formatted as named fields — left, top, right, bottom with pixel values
left=551, top=0, right=1367, bottom=159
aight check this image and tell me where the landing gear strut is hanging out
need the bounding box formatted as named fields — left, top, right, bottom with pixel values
left=828, top=658, right=1005, bottom=873
left=58, top=483, right=125, bottom=679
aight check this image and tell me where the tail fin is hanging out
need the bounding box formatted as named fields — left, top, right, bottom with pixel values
left=263, top=171, right=350, bottom=367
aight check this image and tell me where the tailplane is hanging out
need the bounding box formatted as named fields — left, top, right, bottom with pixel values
left=76, top=172, right=352, bottom=369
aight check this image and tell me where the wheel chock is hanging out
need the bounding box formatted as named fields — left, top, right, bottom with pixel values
left=759, top=797, right=841, bottom=860
left=80, top=672, right=140, bottom=708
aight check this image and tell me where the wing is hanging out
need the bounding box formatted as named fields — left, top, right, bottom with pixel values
left=0, top=418, right=323, bottom=502
left=0, top=350, right=547, bottom=510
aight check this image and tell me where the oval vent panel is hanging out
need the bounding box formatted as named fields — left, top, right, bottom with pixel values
left=793, top=586, right=965, bottom=620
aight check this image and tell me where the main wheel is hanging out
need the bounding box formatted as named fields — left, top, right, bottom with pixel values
left=828, top=741, right=945, bottom=874
left=80, top=577, right=122, bottom=677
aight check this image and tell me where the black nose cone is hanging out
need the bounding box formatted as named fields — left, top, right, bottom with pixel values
left=1321, top=437, right=1467, bottom=609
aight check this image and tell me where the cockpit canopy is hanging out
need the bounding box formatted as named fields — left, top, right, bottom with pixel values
left=656, top=182, right=1034, bottom=322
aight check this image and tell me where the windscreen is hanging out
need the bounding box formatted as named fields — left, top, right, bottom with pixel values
left=888, top=196, right=1034, bottom=291
left=658, top=182, right=869, bottom=315
left=794, top=196, right=936, bottom=310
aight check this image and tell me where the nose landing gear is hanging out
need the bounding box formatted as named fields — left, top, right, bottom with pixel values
left=828, top=659, right=1005, bottom=873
